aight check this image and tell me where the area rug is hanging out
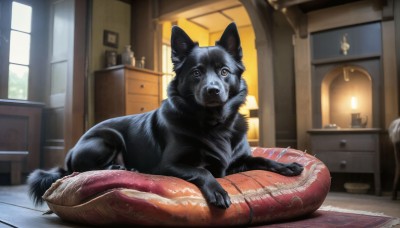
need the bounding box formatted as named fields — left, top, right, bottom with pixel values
left=255, top=206, right=400, bottom=228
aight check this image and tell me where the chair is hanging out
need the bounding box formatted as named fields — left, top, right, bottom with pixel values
left=389, top=118, right=400, bottom=200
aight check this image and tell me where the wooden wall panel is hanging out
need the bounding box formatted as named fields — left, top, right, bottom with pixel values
left=42, top=108, right=64, bottom=169
left=308, top=0, right=381, bottom=33
left=382, top=20, right=399, bottom=128
left=294, top=36, right=312, bottom=151
left=0, top=100, right=44, bottom=173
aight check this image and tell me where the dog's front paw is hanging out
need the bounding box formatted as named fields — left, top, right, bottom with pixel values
left=277, top=162, right=303, bottom=176
left=202, top=181, right=231, bottom=209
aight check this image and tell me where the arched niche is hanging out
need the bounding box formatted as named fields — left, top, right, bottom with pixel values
left=312, top=58, right=381, bottom=129
left=321, top=66, right=372, bottom=128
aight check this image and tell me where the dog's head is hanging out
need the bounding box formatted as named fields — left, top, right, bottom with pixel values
left=169, top=23, right=245, bottom=108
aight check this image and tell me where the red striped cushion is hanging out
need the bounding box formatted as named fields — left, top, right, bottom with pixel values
left=43, top=147, right=331, bottom=226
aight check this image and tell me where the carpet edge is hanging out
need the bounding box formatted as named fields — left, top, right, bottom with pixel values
left=319, top=205, right=392, bottom=217
left=381, top=218, right=400, bottom=228
left=319, top=206, right=400, bottom=228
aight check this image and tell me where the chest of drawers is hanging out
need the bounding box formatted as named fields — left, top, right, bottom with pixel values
left=308, top=128, right=381, bottom=195
left=95, top=65, right=162, bottom=123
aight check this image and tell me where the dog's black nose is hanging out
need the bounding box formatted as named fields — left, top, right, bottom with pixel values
left=207, top=86, right=220, bottom=95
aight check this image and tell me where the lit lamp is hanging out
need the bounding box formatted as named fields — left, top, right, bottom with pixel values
left=351, top=96, right=358, bottom=110
left=245, top=95, right=259, bottom=140
left=350, top=96, right=367, bottom=128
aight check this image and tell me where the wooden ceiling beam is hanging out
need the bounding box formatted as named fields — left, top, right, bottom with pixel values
left=266, top=0, right=309, bottom=38
left=268, top=0, right=315, bottom=11
left=382, top=0, right=394, bottom=20
left=281, top=6, right=308, bottom=38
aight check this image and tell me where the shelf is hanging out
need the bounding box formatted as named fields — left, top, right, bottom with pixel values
left=308, top=128, right=382, bottom=134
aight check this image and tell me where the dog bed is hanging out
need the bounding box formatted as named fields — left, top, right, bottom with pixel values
left=42, top=147, right=331, bottom=226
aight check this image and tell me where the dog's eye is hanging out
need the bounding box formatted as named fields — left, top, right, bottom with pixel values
left=192, top=69, right=201, bottom=78
left=220, top=68, right=230, bottom=77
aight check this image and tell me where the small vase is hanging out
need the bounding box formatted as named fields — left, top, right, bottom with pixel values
left=121, top=45, right=134, bottom=66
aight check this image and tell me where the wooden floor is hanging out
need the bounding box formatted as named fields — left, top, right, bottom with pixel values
left=0, top=185, right=399, bottom=227
left=0, top=185, right=87, bottom=228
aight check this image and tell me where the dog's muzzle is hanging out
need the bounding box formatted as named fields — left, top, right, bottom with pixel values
left=207, top=85, right=220, bottom=96
left=199, top=83, right=227, bottom=107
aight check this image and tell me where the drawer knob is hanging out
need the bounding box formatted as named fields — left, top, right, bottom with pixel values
left=340, top=160, right=347, bottom=168
left=140, top=107, right=145, bottom=112
left=140, top=84, right=144, bottom=88
left=340, top=139, right=347, bottom=147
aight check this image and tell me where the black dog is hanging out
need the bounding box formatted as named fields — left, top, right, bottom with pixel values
left=28, top=23, right=303, bottom=209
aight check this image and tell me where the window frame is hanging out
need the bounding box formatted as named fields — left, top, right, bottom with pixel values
left=0, top=0, right=44, bottom=101
left=161, top=42, right=175, bottom=99
left=8, top=1, right=33, bottom=99
left=0, top=0, right=13, bottom=99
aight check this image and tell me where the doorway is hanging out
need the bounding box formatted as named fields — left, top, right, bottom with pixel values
left=158, top=2, right=261, bottom=145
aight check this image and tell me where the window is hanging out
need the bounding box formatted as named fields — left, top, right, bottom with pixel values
left=8, top=1, right=32, bottom=100
left=161, top=43, right=174, bottom=99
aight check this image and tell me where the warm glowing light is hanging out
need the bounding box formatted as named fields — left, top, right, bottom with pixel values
left=246, top=95, right=258, bottom=110
left=351, top=96, right=358, bottom=110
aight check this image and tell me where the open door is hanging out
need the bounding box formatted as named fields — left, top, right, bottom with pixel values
left=42, top=0, right=86, bottom=168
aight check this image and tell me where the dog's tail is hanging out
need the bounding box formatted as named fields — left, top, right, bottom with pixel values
left=27, top=167, right=70, bottom=206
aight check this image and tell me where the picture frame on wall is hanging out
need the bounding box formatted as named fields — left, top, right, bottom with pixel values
left=103, top=30, right=119, bottom=48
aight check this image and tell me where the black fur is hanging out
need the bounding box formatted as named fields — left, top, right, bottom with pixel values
left=27, top=167, right=68, bottom=206
left=27, top=23, right=303, bottom=209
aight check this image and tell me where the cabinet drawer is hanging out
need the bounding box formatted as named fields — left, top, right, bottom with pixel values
left=126, top=78, right=158, bottom=96
left=311, top=134, right=377, bottom=152
left=316, top=151, right=375, bottom=173
left=126, top=95, right=158, bottom=114
left=126, top=70, right=159, bottom=83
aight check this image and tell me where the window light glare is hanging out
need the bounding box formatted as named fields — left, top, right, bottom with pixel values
left=9, top=30, right=31, bottom=65
left=11, top=2, right=32, bottom=33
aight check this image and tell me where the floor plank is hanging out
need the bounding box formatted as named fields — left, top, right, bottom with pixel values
left=0, top=185, right=86, bottom=227
left=0, top=202, right=85, bottom=228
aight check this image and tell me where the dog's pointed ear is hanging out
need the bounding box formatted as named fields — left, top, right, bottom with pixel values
left=171, top=26, right=195, bottom=65
left=216, top=22, right=242, bottom=61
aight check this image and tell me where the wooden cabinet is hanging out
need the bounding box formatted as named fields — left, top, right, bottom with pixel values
left=308, top=129, right=381, bottom=195
left=95, top=65, right=162, bottom=123
left=0, top=100, right=44, bottom=175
